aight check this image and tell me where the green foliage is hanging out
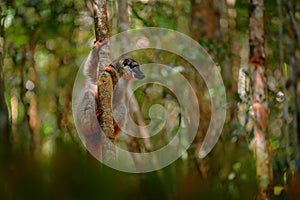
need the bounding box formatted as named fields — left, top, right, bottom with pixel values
left=131, top=1, right=177, bottom=29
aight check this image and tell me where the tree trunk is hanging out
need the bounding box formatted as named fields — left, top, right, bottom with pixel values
left=190, top=0, right=218, bottom=180
left=286, top=0, right=300, bottom=169
left=248, top=0, right=273, bottom=199
left=93, top=0, right=116, bottom=161
left=116, top=0, right=141, bottom=156
left=277, top=0, right=291, bottom=169
left=227, top=0, right=240, bottom=92
left=0, top=6, right=10, bottom=148
left=190, top=0, right=218, bottom=40
left=28, top=31, right=41, bottom=154
left=93, top=0, right=110, bottom=43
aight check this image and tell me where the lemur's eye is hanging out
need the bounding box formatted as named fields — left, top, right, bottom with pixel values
left=122, top=58, right=139, bottom=69
left=122, top=59, right=129, bottom=66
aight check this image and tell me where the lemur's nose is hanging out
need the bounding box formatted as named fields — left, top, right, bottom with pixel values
left=135, top=71, right=145, bottom=79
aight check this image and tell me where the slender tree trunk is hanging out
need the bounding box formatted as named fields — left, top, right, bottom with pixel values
left=0, top=6, right=10, bottom=147
left=93, top=0, right=116, bottom=161
left=116, top=0, right=141, bottom=156
left=248, top=0, right=273, bottom=199
left=115, top=0, right=130, bottom=53
left=227, top=0, right=240, bottom=92
left=190, top=0, right=217, bottom=40
left=116, top=0, right=154, bottom=152
left=93, top=0, right=110, bottom=42
left=277, top=0, right=291, bottom=169
left=28, top=31, right=41, bottom=154
left=189, top=0, right=216, bottom=180
left=286, top=0, right=300, bottom=167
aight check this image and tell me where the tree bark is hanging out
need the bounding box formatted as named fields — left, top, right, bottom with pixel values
left=227, top=0, right=240, bottom=92
left=93, top=0, right=110, bottom=43
left=28, top=31, right=41, bottom=154
left=190, top=0, right=218, bottom=40
left=248, top=0, right=273, bottom=199
left=0, top=6, right=10, bottom=147
left=92, top=0, right=116, bottom=161
left=277, top=0, right=291, bottom=168
left=190, top=0, right=222, bottom=180
left=190, top=0, right=220, bottom=40
left=286, top=0, right=300, bottom=168
left=97, top=69, right=115, bottom=161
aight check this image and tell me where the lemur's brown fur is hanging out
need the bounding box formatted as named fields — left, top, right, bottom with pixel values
left=75, top=41, right=145, bottom=152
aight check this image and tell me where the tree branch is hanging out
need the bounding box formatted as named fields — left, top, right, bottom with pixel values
left=93, top=0, right=110, bottom=43
left=249, top=0, right=273, bottom=199
left=92, top=0, right=115, bottom=160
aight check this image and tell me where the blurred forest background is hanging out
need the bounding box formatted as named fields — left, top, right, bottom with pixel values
left=0, top=0, right=300, bottom=199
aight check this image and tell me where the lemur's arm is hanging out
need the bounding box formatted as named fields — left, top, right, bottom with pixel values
left=83, top=42, right=102, bottom=85
left=74, top=42, right=105, bottom=156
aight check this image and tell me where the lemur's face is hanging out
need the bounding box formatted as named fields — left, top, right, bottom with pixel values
left=122, top=58, right=145, bottom=80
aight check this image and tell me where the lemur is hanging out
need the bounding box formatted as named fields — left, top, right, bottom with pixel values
left=75, top=41, right=145, bottom=155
